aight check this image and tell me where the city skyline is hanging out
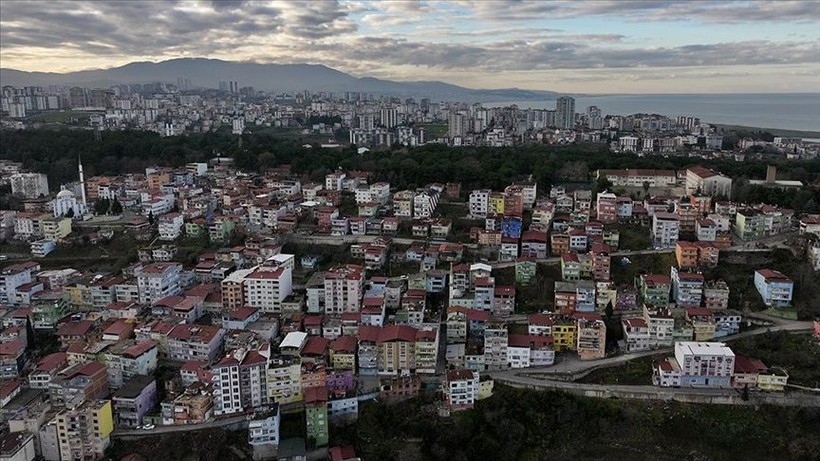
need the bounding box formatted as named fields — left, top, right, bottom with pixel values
left=0, top=0, right=819, bottom=93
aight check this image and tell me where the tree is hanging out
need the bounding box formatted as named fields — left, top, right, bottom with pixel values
left=148, top=211, right=155, bottom=225
left=64, top=208, right=74, bottom=218
left=111, top=197, right=123, bottom=214
left=642, top=181, right=651, bottom=198
left=94, top=198, right=110, bottom=215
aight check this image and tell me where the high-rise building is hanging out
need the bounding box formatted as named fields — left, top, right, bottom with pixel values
left=379, top=108, right=399, bottom=128
left=448, top=112, right=466, bottom=138
left=555, top=96, right=576, bottom=129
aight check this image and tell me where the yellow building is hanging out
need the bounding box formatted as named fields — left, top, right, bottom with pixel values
left=56, top=399, right=114, bottom=461
left=551, top=321, right=577, bottom=351
left=266, top=356, right=303, bottom=404
left=478, top=378, right=494, bottom=400
left=757, top=369, right=789, bottom=392
left=66, top=284, right=92, bottom=308
left=488, top=193, right=505, bottom=216
left=329, top=336, right=357, bottom=371
left=39, top=215, right=72, bottom=241
left=691, top=320, right=716, bottom=342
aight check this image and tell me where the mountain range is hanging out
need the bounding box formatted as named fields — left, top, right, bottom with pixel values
left=0, top=58, right=559, bottom=102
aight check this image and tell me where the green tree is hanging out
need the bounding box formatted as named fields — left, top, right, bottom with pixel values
left=94, top=198, right=110, bottom=215
left=148, top=211, right=155, bottom=225
left=111, top=198, right=123, bottom=214
left=64, top=208, right=74, bottom=218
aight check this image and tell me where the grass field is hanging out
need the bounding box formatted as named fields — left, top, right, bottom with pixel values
left=27, top=110, right=101, bottom=124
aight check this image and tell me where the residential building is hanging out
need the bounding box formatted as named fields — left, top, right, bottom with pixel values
left=660, top=341, right=735, bottom=388
left=639, top=274, right=671, bottom=308
left=136, top=262, right=182, bottom=305
left=652, top=212, right=679, bottom=248
left=753, top=269, right=793, bottom=307
left=377, top=325, right=416, bottom=376
left=324, top=265, right=365, bottom=315
left=643, top=306, right=675, bottom=348
left=670, top=267, right=704, bottom=307
left=101, top=339, right=158, bottom=389
left=685, top=166, right=732, bottom=198
left=243, top=265, right=294, bottom=314
left=55, top=399, right=114, bottom=461
left=703, top=280, right=730, bottom=310
left=167, top=324, right=225, bottom=362
left=576, top=314, right=606, bottom=360
left=112, top=375, right=158, bottom=429
left=305, top=387, right=329, bottom=447
left=49, top=361, right=109, bottom=408
left=444, top=369, right=479, bottom=411
left=622, top=318, right=651, bottom=352
left=212, top=347, right=270, bottom=416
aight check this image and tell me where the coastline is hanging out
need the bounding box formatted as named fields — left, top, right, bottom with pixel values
left=711, top=124, right=820, bottom=139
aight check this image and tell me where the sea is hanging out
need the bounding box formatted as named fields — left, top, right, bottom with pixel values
left=484, top=93, right=820, bottom=133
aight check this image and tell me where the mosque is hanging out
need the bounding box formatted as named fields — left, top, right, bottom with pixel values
left=51, top=158, right=89, bottom=219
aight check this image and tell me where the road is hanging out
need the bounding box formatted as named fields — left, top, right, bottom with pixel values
left=487, top=317, right=814, bottom=382
left=112, top=413, right=250, bottom=438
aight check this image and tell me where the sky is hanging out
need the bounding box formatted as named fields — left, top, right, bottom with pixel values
left=1, top=0, right=819, bottom=93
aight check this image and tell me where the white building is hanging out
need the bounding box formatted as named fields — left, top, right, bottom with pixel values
left=136, top=262, right=182, bottom=305
left=652, top=212, right=679, bottom=249
left=673, top=341, right=735, bottom=388
left=10, top=173, right=49, bottom=198
left=413, top=192, right=438, bottom=219
left=469, top=190, right=490, bottom=218
left=444, top=369, right=479, bottom=410
left=685, top=166, right=732, bottom=198
left=0, top=261, right=40, bottom=306
left=158, top=213, right=185, bottom=240
left=248, top=406, right=280, bottom=449
left=243, top=266, right=293, bottom=314
left=51, top=187, right=87, bottom=219
left=753, top=269, right=794, bottom=308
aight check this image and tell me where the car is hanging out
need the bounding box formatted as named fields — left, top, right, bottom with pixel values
left=142, top=424, right=155, bottom=430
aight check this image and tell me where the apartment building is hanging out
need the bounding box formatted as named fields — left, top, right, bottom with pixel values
left=0, top=261, right=40, bottom=306
left=652, top=212, right=679, bottom=249
left=576, top=314, right=606, bottom=360
left=243, top=265, right=293, bottom=314
left=212, top=347, right=270, bottom=416
left=167, top=324, right=225, bottom=362
left=595, top=191, right=617, bottom=223
left=377, top=325, right=417, bottom=376
left=639, top=274, right=671, bottom=308
left=324, top=265, right=365, bottom=315
left=136, top=262, right=182, bottom=305
left=670, top=267, right=704, bottom=307
left=622, top=318, right=651, bottom=352
left=753, top=269, right=794, bottom=307
left=55, top=399, right=114, bottom=461
left=444, top=369, right=479, bottom=411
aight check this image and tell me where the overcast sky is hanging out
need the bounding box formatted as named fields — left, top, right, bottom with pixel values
left=1, top=0, right=819, bottom=93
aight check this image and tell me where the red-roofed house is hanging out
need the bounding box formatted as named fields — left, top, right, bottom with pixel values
left=329, top=336, right=357, bottom=371
left=29, top=352, right=68, bottom=389
left=0, top=339, right=26, bottom=378
left=102, top=319, right=135, bottom=342
left=56, top=320, right=95, bottom=348
left=49, top=361, right=108, bottom=407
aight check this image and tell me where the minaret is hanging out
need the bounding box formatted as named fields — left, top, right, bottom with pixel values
left=78, top=155, right=87, bottom=208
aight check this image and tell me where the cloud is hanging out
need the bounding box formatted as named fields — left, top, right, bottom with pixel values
left=454, top=0, right=820, bottom=23
left=1, top=0, right=818, bottom=93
